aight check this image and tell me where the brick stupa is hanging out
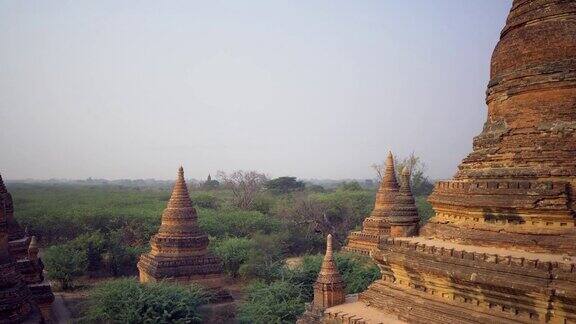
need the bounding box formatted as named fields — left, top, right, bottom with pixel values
left=137, top=167, right=231, bottom=301
left=0, top=173, right=54, bottom=322
left=313, top=234, right=346, bottom=310
left=352, top=1, right=576, bottom=323
left=388, top=166, right=420, bottom=237
left=298, top=234, right=346, bottom=323
left=345, top=152, right=400, bottom=255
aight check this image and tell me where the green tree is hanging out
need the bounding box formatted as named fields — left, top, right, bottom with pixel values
left=265, top=177, right=305, bottom=194
left=239, top=233, right=287, bottom=281
left=338, top=181, right=362, bottom=191
left=238, top=280, right=305, bottom=324
left=305, top=184, right=326, bottom=193
left=191, top=193, right=219, bottom=209
left=86, top=278, right=207, bottom=324
left=44, top=244, right=88, bottom=290
left=211, top=237, right=254, bottom=278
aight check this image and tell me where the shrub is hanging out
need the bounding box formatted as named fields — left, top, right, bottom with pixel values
left=238, top=280, right=305, bottom=324
left=44, top=244, right=88, bottom=290
left=199, top=209, right=280, bottom=238
left=335, top=252, right=380, bottom=293
left=211, top=237, right=254, bottom=278
left=338, top=181, right=363, bottom=191
left=250, top=194, right=276, bottom=215
left=191, top=193, right=219, bottom=209
left=68, top=232, right=107, bottom=271
left=416, top=196, right=434, bottom=224
left=85, top=278, right=207, bottom=324
left=239, top=233, right=288, bottom=281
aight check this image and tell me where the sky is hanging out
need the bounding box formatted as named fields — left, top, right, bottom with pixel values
left=0, top=1, right=512, bottom=181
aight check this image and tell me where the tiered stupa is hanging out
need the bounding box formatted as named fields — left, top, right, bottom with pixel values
left=138, top=167, right=231, bottom=301
left=388, top=167, right=420, bottom=237
left=353, top=1, right=576, bottom=323
left=0, top=173, right=54, bottom=322
left=345, top=152, right=400, bottom=254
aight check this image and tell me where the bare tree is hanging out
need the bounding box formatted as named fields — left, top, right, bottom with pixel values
left=217, top=170, right=268, bottom=210
left=370, top=163, right=386, bottom=181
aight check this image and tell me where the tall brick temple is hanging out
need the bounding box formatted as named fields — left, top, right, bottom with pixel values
left=335, top=1, right=576, bottom=323
left=137, top=167, right=231, bottom=301
left=0, top=175, right=54, bottom=321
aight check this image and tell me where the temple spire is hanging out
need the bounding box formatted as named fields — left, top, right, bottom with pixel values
left=400, top=166, right=411, bottom=191
left=319, top=234, right=336, bottom=275
left=167, top=166, right=193, bottom=209
left=344, top=151, right=401, bottom=254
left=381, top=152, right=399, bottom=190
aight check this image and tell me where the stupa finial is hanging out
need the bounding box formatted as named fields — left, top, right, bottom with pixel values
left=325, top=234, right=333, bottom=259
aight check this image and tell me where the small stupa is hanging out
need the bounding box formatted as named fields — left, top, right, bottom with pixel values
left=297, top=234, right=346, bottom=324
left=345, top=152, right=404, bottom=254
left=0, top=173, right=54, bottom=321
left=138, top=167, right=231, bottom=301
left=313, top=234, right=346, bottom=309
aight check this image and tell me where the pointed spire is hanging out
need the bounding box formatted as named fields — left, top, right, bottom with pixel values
left=167, top=166, right=193, bottom=209
left=369, top=151, right=400, bottom=217
left=381, top=152, right=399, bottom=190
left=400, top=166, right=411, bottom=192
left=316, top=234, right=343, bottom=284
left=325, top=234, right=334, bottom=259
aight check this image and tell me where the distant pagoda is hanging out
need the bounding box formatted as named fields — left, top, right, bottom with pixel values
left=344, top=153, right=399, bottom=254
left=0, top=173, right=54, bottom=322
left=138, top=167, right=231, bottom=301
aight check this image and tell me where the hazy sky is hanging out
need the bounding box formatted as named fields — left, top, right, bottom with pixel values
left=0, top=1, right=511, bottom=180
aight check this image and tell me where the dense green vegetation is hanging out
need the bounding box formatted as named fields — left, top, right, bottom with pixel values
left=9, top=172, right=434, bottom=322
left=84, top=278, right=207, bottom=323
